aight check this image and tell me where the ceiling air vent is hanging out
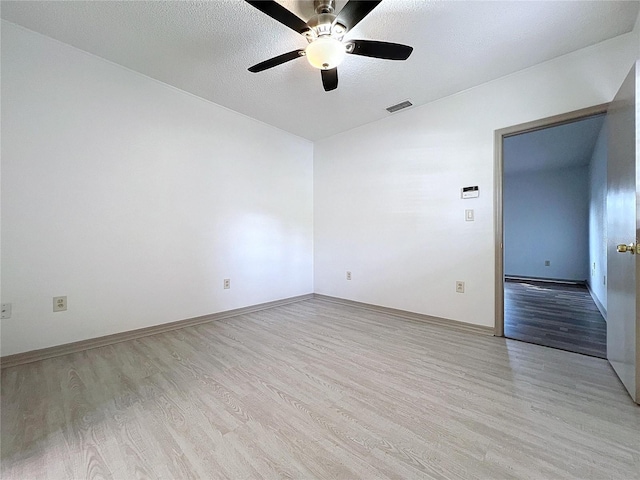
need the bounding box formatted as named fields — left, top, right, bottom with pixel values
left=386, top=100, right=413, bottom=113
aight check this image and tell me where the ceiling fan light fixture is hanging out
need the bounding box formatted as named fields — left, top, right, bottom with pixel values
left=305, top=37, right=346, bottom=70
left=245, top=0, right=414, bottom=91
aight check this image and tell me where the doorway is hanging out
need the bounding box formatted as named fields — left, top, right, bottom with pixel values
left=494, top=104, right=610, bottom=357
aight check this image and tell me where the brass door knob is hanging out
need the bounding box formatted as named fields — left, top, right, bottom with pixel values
left=616, top=243, right=637, bottom=254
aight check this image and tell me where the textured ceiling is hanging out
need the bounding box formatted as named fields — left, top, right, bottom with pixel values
left=504, top=114, right=606, bottom=174
left=1, top=0, right=638, bottom=140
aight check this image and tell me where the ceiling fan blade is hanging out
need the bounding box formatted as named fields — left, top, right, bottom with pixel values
left=346, top=40, right=413, bottom=60
left=334, top=0, right=382, bottom=31
left=321, top=68, right=338, bottom=92
left=245, top=0, right=309, bottom=34
left=248, top=50, right=305, bottom=73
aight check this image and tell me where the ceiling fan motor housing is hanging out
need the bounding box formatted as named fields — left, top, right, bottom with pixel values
left=305, top=14, right=346, bottom=42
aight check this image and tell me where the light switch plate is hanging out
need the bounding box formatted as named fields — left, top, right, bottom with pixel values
left=465, top=209, right=474, bottom=221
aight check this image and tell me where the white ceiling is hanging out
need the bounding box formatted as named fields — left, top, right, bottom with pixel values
left=1, top=0, right=638, bottom=141
left=503, top=114, right=606, bottom=175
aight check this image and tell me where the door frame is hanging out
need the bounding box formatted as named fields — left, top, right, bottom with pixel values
left=494, top=103, right=610, bottom=337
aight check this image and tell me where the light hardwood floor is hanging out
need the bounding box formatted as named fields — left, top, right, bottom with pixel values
left=2, top=298, right=639, bottom=479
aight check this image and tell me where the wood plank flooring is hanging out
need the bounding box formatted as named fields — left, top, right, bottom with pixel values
left=504, top=279, right=607, bottom=358
left=2, top=298, right=639, bottom=479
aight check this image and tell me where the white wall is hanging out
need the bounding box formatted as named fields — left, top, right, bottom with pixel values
left=314, top=32, right=638, bottom=328
left=588, top=120, right=608, bottom=315
left=2, top=19, right=638, bottom=356
left=504, top=166, right=589, bottom=281
left=1, top=22, right=314, bottom=356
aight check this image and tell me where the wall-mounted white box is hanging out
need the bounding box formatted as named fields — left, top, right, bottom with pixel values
left=461, top=186, right=479, bottom=199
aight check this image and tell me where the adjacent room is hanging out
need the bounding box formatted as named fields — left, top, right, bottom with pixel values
left=2, top=1, right=639, bottom=478
left=503, top=114, right=609, bottom=358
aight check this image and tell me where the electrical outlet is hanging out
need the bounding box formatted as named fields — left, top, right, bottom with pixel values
left=1, top=303, right=12, bottom=319
left=346, top=271, right=352, bottom=280
left=53, top=296, right=67, bottom=312
left=224, top=279, right=230, bottom=289
left=544, top=260, right=550, bottom=266
left=455, top=281, right=465, bottom=293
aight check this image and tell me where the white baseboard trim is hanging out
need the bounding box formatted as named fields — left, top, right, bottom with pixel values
left=586, top=282, right=607, bottom=321
left=1, top=293, right=314, bottom=369
left=313, top=294, right=495, bottom=336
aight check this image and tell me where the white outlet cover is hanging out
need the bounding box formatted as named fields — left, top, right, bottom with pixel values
left=53, top=296, right=67, bottom=312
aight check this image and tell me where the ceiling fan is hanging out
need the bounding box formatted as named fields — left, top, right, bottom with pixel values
left=245, top=0, right=413, bottom=91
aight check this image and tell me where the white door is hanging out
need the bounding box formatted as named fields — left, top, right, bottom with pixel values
left=606, top=61, right=639, bottom=404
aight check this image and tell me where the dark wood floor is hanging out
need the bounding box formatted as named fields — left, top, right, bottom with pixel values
left=504, top=279, right=607, bottom=358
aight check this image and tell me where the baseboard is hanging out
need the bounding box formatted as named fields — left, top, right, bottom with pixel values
left=586, top=282, right=607, bottom=321
left=0, top=293, right=314, bottom=369
left=1, top=292, right=494, bottom=368
left=505, top=275, right=585, bottom=285
left=313, top=294, right=495, bottom=336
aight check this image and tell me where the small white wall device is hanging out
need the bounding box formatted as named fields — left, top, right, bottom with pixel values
left=461, top=186, right=479, bottom=199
